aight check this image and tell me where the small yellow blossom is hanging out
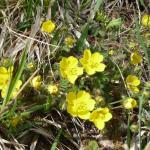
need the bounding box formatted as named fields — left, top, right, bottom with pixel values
left=66, top=90, right=95, bottom=119
left=1, top=80, right=22, bottom=99
left=90, top=108, right=112, bottom=130
left=64, top=36, right=76, bottom=48
left=0, top=66, right=13, bottom=90
left=80, top=49, right=106, bottom=75
left=31, top=75, right=42, bottom=90
left=108, top=50, right=115, bottom=55
left=130, top=52, right=142, bottom=65
left=123, top=98, right=137, bottom=109
left=41, top=20, right=56, bottom=33
left=141, top=14, right=150, bottom=27
left=27, top=62, right=34, bottom=69
left=47, top=84, right=58, bottom=94
left=126, top=75, right=140, bottom=92
left=60, top=56, right=83, bottom=84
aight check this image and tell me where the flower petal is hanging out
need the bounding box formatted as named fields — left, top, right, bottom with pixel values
left=78, top=112, right=91, bottom=119
left=92, top=52, right=104, bottom=62
left=95, top=63, right=106, bottom=72
left=67, top=56, right=78, bottom=66
left=85, top=67, right=96, bottom=75
left=67, top=92, right=76, bottom=103
left=94, top=120, right=105, bottom=130
left=83, top=49, right=91, bottom=60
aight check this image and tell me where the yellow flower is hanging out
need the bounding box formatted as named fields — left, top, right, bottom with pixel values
left=0, top=66, right=13, bottom=90
left=126, top=75, right=140, bottom=92
left=80, top=49, right=106, bottom=75
left=108, top=50, right=115, bottom=55
left=66, top=90, right=95, bottom=119
left=90, top=108, right=112, bottom=130
left=27, top=62, right=34, bottom=69
left=130, top=52, right=142, bottom=65
left=60, top=56, right=83, bottom=84
left=41, top=20, right=56, bottom=33
left=123, top=98, right=137, bottom=109
left=1, top=80, right=22, bottom=99
left=31, top=75, right=42, bottom=89
left=64, top=36, right=76, bottom=48
left=47, top=84, right=58, bottom=94
left=141, top=14, right=150, bottom=27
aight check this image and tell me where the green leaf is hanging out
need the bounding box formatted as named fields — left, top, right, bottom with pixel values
left=106, top=18, right=122, bottom=29
left=51, top=129, right=62, bottom=150
left=75, top=23, right=90, bottom=51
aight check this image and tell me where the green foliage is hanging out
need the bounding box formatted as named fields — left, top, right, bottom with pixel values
left=106, top=18, right=122, bottom=29
left=85, top=140, right=100, bottom=150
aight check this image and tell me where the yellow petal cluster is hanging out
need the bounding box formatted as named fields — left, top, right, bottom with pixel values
left=108, top=49, right=115, bottom=55
left=66, top=90, right=95, bottom=119
left=31, top=75, right=42, bottom=90
left=47, top=84, right=58, bottom=94
left=1, top=80, right=22, bottom=99
left=0, top=66, right=22, bottom=99
left=89, top=108, right=112, bottom=130
left=60, top=56, right=83, bottom=84
left=126, top=75, right=140, bottom=92
left=41, top=20, right=56, bottom=33
left=123, top=98, right=137, bottom=109
left=64, top=36, right=76, bottom=48
left=0, top=66, right=13, bottom=89
left=27, top=62, right=34, bottom=69
left=130, top=52, right=142, bottom=65
left=141, top=14, right=150, bottom=27
left=80, top=49, right=106, bottom=75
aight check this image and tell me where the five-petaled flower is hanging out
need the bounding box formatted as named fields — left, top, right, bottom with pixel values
left=41, top=20, right=56, bottom=33
left=130, top=52, right=142, bottom=65
left=80, top=49, right=106, bottom=75
left=123, top=98, right=137, bottom=109
left=89, top=107, right=112, bottom=130
left=126, top=75, right=140, bottom=92
left=66, top=90, right=95, bottom=119
left=60, top=56, right=83, bottom=84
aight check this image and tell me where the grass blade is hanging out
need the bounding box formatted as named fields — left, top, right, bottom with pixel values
left=135, top=17, right=150, bottom=68
left=51, top=129, right=62, bottom=150
left=89, top=0, right=103, bottom=20
left=75, top=23, right=90, bottom=51
left=1, top=47, right=27, bottom=113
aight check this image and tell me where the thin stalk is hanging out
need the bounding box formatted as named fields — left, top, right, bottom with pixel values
left=138, top=94, right=144, bottom=150
left=110, top=99, right=124, bottom=105
left=127, top=112, right=131, bottom=149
